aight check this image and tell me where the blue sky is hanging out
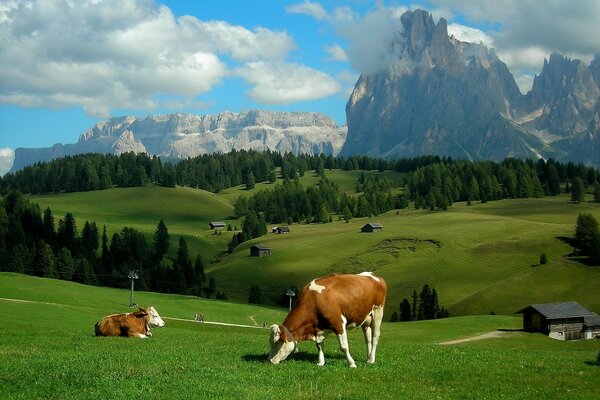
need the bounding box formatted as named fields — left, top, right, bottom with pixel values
left=1, top=0, right=600, bottom=174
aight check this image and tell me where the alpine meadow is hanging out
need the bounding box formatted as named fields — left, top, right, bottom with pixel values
left=2, top=2, right=600, bottom=399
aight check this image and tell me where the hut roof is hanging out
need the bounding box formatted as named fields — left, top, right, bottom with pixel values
left=516, top=301, right=594, bottom=319
left=251, top=244, right=271, bottom=250
left=584, top=314, right=600, bottom=327
left=364, top=222, right=383, bottom=228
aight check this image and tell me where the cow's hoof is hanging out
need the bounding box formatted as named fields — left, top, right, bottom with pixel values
left=349, top=363, right=357, bottom=368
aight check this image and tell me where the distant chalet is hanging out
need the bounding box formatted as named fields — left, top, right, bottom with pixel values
left=272, top=226, right=291, bottom=234
left=209, top=221, right=226, bottom=230
left=361, top=223, right=383, bottom=233
left=250, top=244, right=271, bottom=257
left=516, top=301, right=600, bottom=340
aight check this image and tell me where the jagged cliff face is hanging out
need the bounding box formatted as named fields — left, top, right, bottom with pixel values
left=11, top=110, right=346, bottom=171
left=342, top=9, right=600, bottom=166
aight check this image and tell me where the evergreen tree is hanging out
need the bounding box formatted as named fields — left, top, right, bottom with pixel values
left=248, top=284, right=263, bottom=304
left=153, top=220, right=170, bottom=262
left=245, top=172, right=255, bottom=190
left=56, top=247, right=75, bottom=280
left=35, top=240, right=56, bottom=278
left=575, top=213, right=600, bottom=261
left=175, top=237, right=194, bottom=290
left=205, top=276, right=216, bottom=298
left=400, top=298, right=412, bottom=322
left=571, top=178, right=585, bottom=203
left=81, top=221, right=99, bottom=262
left=411, top=290, right=418, bottom=321
left=42, top=207, right=55, bottom=246
left=594, top=184, right=600, bottom=203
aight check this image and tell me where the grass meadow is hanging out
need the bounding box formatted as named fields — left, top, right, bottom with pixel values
left=1, top=273, right=599, bottom=399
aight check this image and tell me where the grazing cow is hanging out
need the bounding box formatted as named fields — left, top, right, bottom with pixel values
left=268, top=272, right=387, bottom=368
left=95, top=306, right=165, bottom=338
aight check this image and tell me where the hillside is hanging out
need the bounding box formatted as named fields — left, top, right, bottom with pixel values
left=28, top=171, right=600, bottom=318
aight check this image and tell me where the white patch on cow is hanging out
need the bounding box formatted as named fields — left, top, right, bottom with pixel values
left=138, top=333, right=148, bottom=339
left=358, top=271, right=380, bottom=282
left=309, top=279, right=326, bottom=293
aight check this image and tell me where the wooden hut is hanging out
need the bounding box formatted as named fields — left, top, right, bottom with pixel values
left=250, top=244, right=271, bottom=257
left=209, top=221, right=226, bottom=230
left=273, top=226, right=291, bottom=234
left=516, top=301, right=600, bottom=340
left=361, top=222, right=383, bottom=233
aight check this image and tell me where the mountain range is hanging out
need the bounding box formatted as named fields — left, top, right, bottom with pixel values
left=10, top=110, right=347, bottom=172
left=10, top=9, right=600, bottom=171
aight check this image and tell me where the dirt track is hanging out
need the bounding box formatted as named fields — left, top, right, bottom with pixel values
left=439, top=331, right=511, bottom=345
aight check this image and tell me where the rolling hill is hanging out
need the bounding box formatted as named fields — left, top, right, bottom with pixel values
left=28, top=169, right=600, bottom=318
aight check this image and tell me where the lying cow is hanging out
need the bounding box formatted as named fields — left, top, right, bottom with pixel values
left=269, top=272, right=387, bottom=368
left=95, top=306, right=165, bottom=338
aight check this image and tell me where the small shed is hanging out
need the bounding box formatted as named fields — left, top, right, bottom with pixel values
left=516, top=301, right=600, bottom=340
left=273, top=226, right=291, bottom=234
left=209, top=221, right=226, bottom=230
left=361, top=222, right=383, bottom=233
left=250, top=244, right=271, bottom=257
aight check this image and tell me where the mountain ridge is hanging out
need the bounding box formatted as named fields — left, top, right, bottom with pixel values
left=10, top=110, right=347, bottom=172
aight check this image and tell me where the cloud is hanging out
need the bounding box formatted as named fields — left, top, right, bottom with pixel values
left=0, top=148, right=15, bottom=175
left=324, top=43, right=348, bottom=62
left=447, top=23, right=493, bottom=47
left=285, top=1, right=328, bottom=21
left=237, top=62, right=341, bottom=104
left=429, top=0, right=600, bottom=60
left=0, top=0, right=298, bottom=118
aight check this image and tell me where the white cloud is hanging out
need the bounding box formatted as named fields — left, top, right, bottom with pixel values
left=324, top=43, right=348, bottom=62
left=429, top=0, right=600, bottom=63
left=237, top=61, right=341, bottom=104
left=0, top=148, right=15, bottom=175
left=447, top=23, right=493, bottom=47
left=0, top=0, right=298, bottom=118
left=285, top=1, right=328, bottom=21
left=337, top=70, right=360, bottom=96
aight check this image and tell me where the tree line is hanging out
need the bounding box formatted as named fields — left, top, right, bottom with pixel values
left=0, top=191, right=223, bottom=297
left=390, top=284, right=449, bottom=322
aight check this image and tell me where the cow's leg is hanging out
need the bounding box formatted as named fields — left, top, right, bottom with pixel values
left=367, top=305, right=384, bottom=364
left=137, top=333, right=148, bottom=338
left=337, top=316, right=356, bottom=368
left=315, top=333, right=326, bottom=366
left=362, top=324, right=373, bottom=360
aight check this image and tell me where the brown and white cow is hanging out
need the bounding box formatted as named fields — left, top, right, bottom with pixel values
left=95, top=306, right=165, bottom=338
left=268, top=272, right=387, bottom=368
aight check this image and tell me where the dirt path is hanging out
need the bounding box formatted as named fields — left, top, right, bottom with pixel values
left=439, top=331, right=511, bottom=345
left=0, top=297, right=263, bottom=330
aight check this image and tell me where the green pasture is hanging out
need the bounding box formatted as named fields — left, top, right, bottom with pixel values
left=0, top=273, right=598, bottom=400
left=28, top=174, right=600, bottom=319
left=211, top=194, right=600, bottom=317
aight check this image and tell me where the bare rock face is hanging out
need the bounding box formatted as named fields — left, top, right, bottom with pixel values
left=11, top=110, right=346, bottom=171
left=342, top=9, right=600, bottom=167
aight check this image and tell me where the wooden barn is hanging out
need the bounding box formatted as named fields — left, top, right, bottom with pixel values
left=209, top=221, right=226, bottom=230
left=516, top=301, right=600, bottom=340
left=250, top=244, right=271, bottom=257
left=361, top=222, right=383, bottom=233
left=272, top=226, right=291, bottom=234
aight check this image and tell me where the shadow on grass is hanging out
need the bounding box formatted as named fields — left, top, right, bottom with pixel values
left=242, top=351, right=345, bottom=364
left=497, top=328, right=524, bottom=332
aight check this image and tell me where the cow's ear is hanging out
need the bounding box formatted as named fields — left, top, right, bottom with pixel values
left=138, top=307, right=148, bottom=315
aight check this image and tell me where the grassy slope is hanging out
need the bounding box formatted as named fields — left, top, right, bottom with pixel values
left=211, top=194, right=600, bottom=317
left=0, top=274, right=598, bottom=400
left=29, top=174, right=600, bottom=319
left=31, top=185, right=236, bottom=262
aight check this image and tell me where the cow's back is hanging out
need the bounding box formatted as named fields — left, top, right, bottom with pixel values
left=95, top=313, right=145, bottom=337
left=298, top=273, right=387, bottom=327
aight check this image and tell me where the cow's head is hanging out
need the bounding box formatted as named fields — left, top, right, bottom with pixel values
left=268, top=324, right=296, bottom=364
left=146, top=306, right=165, bottom=328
